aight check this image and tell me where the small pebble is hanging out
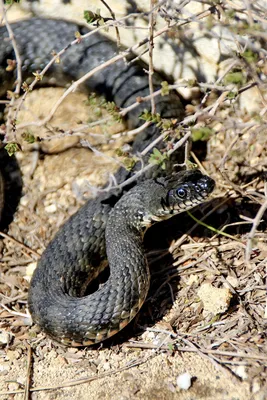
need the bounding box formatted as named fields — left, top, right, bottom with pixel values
left=102, top=361, right=111, bottom=371
left=234, top=365, right=247, bottom=380
left=176, top=372, right=192, bottom=390
left=0, top=330, right=12, bottom=346
left=45, top=204, right=57, bottom=213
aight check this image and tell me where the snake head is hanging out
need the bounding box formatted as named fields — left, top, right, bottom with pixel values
left=157, top=169, right=215, bottom=217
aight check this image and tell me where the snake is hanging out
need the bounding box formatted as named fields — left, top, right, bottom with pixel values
left=0, top=18, right=215, bottom=346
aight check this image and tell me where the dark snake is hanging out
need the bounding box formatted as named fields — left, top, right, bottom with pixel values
left=0, top=18, right=215, bottom=346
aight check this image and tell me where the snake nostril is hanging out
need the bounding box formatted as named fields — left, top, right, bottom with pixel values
left=198, top=177, right=215, bottom=193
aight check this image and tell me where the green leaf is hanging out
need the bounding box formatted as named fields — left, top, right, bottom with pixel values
left=123, top=157, right=136, bottom=171
left=4, top=143, right=20, bottom=156
left=139, top=110, right=162, bottom=125
left=227, top=91, right=238, bottom=100
left=191, top=127, right=214, bottom=142
left=161, top=81, right=170, bottom=96
left=104, top=101, right=122, bottom=122
left=84, top=10, right=103, bottom=24
left=242, top=49, right=258, bottom=63
left=224, top=71, right=245, bottom=86
left=149, top=148, right=168, bottom=169
left=21, top=131, right=35, bottom=144
left=4, top=0, right=21, bottom=4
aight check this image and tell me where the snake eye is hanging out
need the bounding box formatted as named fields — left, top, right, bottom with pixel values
left=176, top=187, right=187, bottom=198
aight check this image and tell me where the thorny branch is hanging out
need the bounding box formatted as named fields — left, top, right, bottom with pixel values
left=0, top=0, right=22, bottom=140
left=245, top=181, right=267, bottom=263
left=148, top=0, right=156, bottom=114
left=82, top=131, right=192, bottom=198
left=1, top=2, right=225, bottom=141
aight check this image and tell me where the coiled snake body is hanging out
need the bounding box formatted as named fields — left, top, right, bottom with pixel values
left=0, top=18, right=215, bottom=346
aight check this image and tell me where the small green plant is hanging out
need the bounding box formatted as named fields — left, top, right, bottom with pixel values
left=227, top=91, right=238, bottom=100
left=123, top=157, right=136, bottom=170
left=115, top=148, right=136, bottom=171
left=32, top=71, right=43, bottom=81
left=5, top=143, right=20, bottom=156
left=191, top=127, right=214, bottom=142
left=241, top=49, right=258, bottom=63
left=104, top=101, right=122, bottom=122
left=149, top=148, right=168, bottom=170
left=21, top=131, right=35, bottom=144
left=140, top=109, right=162, bottom=125
left=224, top=71, right=246, bottom=86
left=84, top=9, right=104, bottom=25
left=4, top=0, right=21, bottom=4
left=161, top=81, right=170, bottom=96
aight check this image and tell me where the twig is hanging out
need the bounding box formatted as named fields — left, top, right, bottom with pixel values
left=70, top=130, right=191, bottom=199
left=5, top=11, right=168, bottom=139
left=0, top=355, right=154, bottom=395
left=0, top=303, right=31, bottom=319
left=100, top=0, right=121, bottom=47
left=10, top=8, right=218, bottom=134
left=111, top=121, right=151, bottom=140
left=80, top=139, right=125, bottom=167
left=148, top=1, right=156, bottom=114
left=180, top=336, right=240, bottom=381
left=245, top=181, right=267, bottom=263
left=19, top=21, right=178, bottom=129
left=0, top=231, right=40, bottom=258
left=0, top=0, right=22, bottom=142
left=23, top=343, right=32, bottom=400
left=171, top=196, right=232, bottom=251
left=186, top=210, right=244, bottom=244
left=105, top=130, right=191, bottom=193
left=119, top=83, right=186, bottom=118
left=125, top=342, right=267, bottom=360
left=219, top=133, right=241, bottom=169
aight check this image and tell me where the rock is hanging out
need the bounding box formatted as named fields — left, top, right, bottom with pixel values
left=197, top=282, right=232, bottom=315
left=176, top=372, right=192, bottom=390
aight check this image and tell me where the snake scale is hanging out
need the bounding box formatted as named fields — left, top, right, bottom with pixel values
left=0, top=18, right=215, bottom=346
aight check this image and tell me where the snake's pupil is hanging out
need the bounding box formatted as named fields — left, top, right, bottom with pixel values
left=177, top=188, right=186, bottom=198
